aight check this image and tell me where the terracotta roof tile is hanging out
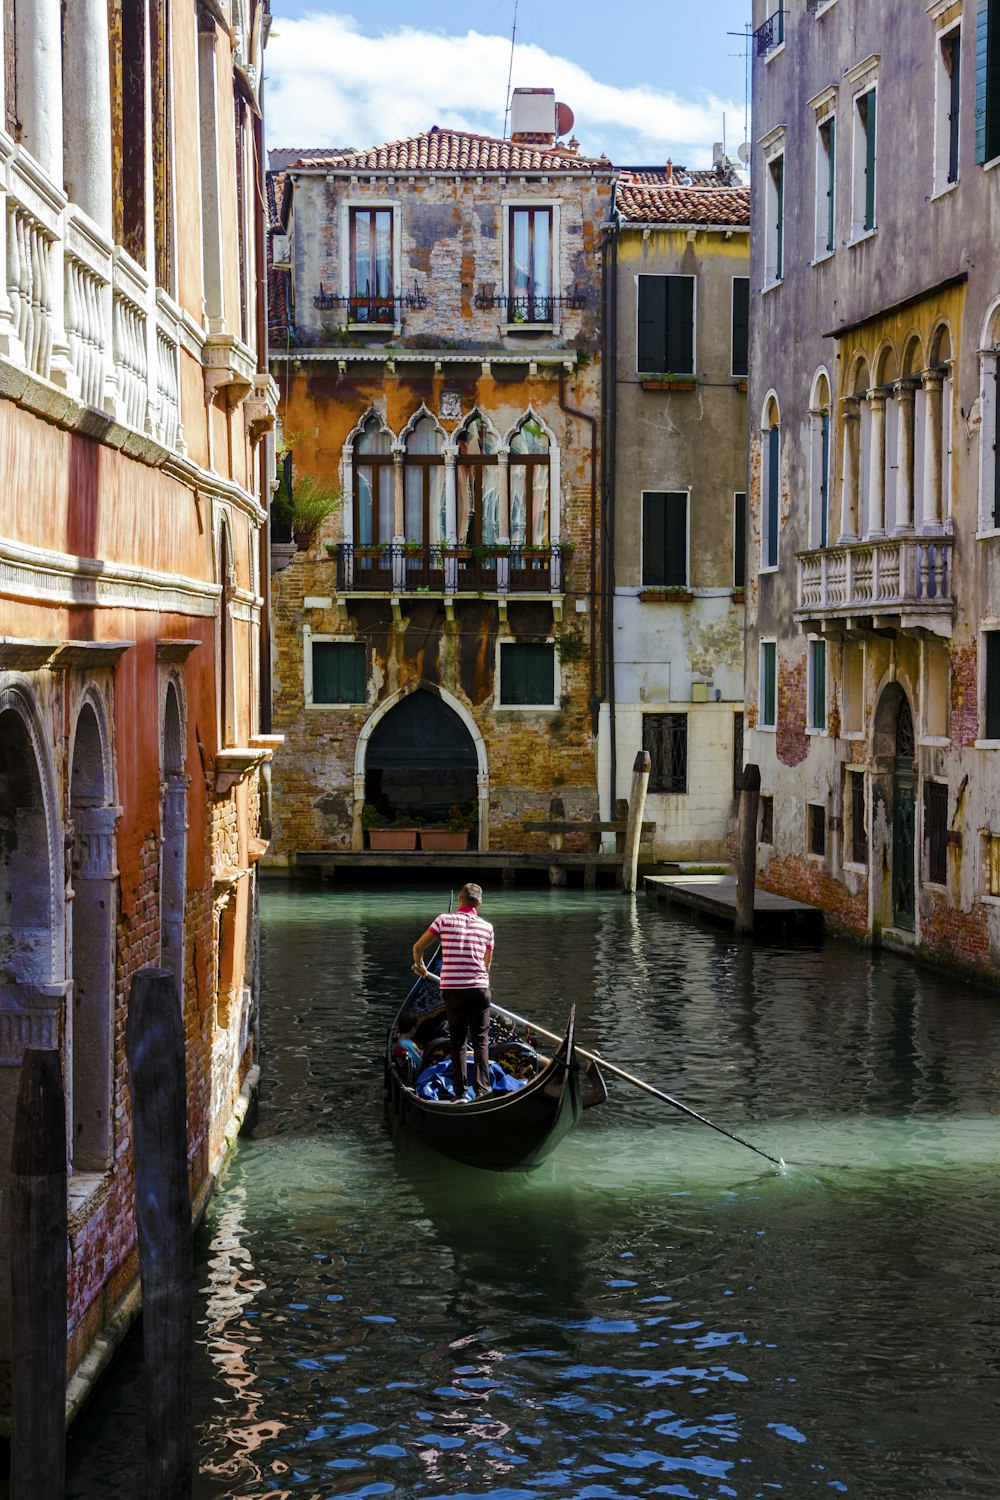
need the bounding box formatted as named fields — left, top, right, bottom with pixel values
left=616, top=177, right=750, bottom=227
left=286, top=127, right=612, bottom=175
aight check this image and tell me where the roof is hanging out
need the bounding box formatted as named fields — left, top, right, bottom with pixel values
left=285, top=126, right=613, bottom=175
left=616, top=175, right=750, bottom=228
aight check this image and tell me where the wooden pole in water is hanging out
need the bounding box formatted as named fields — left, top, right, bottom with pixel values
left=621, top=751, right=651, bottom=893
left=125, top=967, right=193, bottom=1500
left=548, top=795, right=566, bottom=887
left=735, top=762, right=761, bottom=938
left=9, top=1047, right=67, bottom=1500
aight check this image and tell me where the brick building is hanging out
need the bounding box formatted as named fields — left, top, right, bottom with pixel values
left=603, top=163, right=749, bottom=860
left=267, top=91, right=613, bottom=859
left=746, top=0, right=1000, bottom=977
left=0, top=0, right=277, bottom=1422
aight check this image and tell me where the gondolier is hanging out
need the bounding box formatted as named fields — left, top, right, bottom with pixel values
left=412, top=883, right=494, bottom=1102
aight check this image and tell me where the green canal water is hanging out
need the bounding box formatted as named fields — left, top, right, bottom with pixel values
left=64, top=884, right=1000, bottom=1499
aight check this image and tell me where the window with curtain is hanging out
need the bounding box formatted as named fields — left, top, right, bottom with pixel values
left=403, top=415, right=445, bottom=543
left=353, top=415, right=394, bottom=547
left=456, top=414, right=500, bottom=547
left=349, top=207, right=394, bottom=322
left=509, top=419, right=550, bottom=547
left=509, top=207, right=552, bottom=322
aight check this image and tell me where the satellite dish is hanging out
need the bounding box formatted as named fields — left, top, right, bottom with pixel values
left=738, top=141, right=751, bottom=163
left=555, top=102, right=575, bottom=137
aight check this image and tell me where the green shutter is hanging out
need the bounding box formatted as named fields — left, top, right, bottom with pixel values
left=637, top=276, right=667, bottom=371
left=986, top=633, right=1000, bottom=738
left=774, top=157, right=784, bottom=278
left=732, top=278, right=749, bottom=377
left=643, top=492, right=687, bottom=585
left=501, top=643, right=555, bottom=705
left=767, top=425, right=780, bottom=568
left=762, top=642, right=776, bottom=726
left=734, top=491, right=746, bottom=588
left=864, top=90, right=877, bottom=230
left=313, top=642, right=366, bottom=703
left=975, top=0, right=1000, bottom=161
left=811, top=641, right=826, bottom=730
left=826, top=117, right=836, bottom=252
left=665, top=276, right=694, bottom=374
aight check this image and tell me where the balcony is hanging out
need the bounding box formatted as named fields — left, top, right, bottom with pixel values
left=333, top=542, right=566, bottom=595
left=474, top=286, right=587, bottom=325
left=796, top=537, right=954, bottom=638
left=755, top=9, right=785, bottom=55
left=313, top=287, right=427, bottom=324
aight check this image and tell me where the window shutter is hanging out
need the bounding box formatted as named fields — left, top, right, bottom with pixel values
left=986, top=633, right=1000, bottom=738
left=501, top=643, right=554, bottom=705
left=734, top=492, right=746, bottom=588
left=994, top=363, right=1000, bottom=528
left=637, top=276, right=667, bottom=371
left=664, top=492, right=687, bottom=586
left=313, top=642, right=365, bottom=703
left=762, top=642, right=776, bottom=726
left=864, top=90, right=877, bottom=230
left=774, top=158, right=784, bottom=278
left=767, top=425, right=780, bottom=568
left=826, top=117, right=836, bottom=251
left=642, top=492, right=667, bottom=585
left=732, top=278, right=749, bottom=378
left=976, top=0, right=1000, bottom=161
left=820, top=412, right=830, bottom=547
left=665, top=277, right=694, bottom=374
left=812, top=641, right=826, bottom=729
left=948, top=32, right=962, bottom=182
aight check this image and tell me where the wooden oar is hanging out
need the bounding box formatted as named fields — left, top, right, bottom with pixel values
left=491, top=999, right=785, bottom=1169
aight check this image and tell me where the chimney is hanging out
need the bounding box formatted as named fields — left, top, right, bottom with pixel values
left=665, top=158, right=674, bottom=183
left=510, top=87, right=557, bottom=145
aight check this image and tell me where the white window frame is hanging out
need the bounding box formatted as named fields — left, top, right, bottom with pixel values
left=931, top=9, right=962, bottom=198
left=635, top=273, right=697, bottom=376
left=808, top=371, right=833, bottom=546
left=304, top=629, right=369, bottom=709
left=841, top=640, right=866, bottom=739
left=843, top=765, right=868, bottom=873
left=759, top=638, right=778, bottom=731
left=339, top=198, right=403, bottom=333
left=846, top=57, right=879, bottom=243
left=502, top=199, right=561, bottom=332
left=807, top=84, right=839, bottom=262
left=977, top=316, right=1000, bottom=537
left=807, top=636, right=827, bottom=734
left=494, top=637, right=561, bottom=711
left=806, top=800, right=828, bottom=860
left=758, top=125, right=787, bottom=291
left=641, top=487, right=690, bottom=589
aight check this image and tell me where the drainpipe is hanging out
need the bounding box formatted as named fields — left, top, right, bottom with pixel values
left=558, top=365, right=598, bottom=735
left=601, top=206, right=619, bottom=819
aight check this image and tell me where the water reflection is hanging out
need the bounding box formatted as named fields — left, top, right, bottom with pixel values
left=59, top=884, right=1000, bottom=1499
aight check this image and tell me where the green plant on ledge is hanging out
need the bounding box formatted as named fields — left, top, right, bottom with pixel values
left=360, top=803, right=386, bottom=829
left=445, top=801, right=477, bottom=832
left=553, top=622, right=586, bottom=664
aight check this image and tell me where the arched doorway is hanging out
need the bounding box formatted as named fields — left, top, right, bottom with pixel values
left=872, top=683, right=916, bottom=933
left=363, top=689, right=480, bottom=833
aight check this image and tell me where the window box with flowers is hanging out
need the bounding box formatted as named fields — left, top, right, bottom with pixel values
left=642, top=375, right=698, bottom=392
left=638, top=586, right=694, bottom=603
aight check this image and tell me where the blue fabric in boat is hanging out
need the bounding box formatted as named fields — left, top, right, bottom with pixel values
left=415, top=1059, right=529, bottom=1102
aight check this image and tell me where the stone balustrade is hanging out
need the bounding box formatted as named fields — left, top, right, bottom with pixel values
left=796, top=535, right=954, bottom=637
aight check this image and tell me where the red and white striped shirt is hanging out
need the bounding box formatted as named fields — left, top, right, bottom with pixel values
left=430, top=908, right=494, bottom=988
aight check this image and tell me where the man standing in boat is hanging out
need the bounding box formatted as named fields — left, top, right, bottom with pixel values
left=412, top=883, right=494, bottom=1102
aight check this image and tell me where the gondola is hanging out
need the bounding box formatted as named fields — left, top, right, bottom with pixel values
left=385, top=960, right=607, bottom=1172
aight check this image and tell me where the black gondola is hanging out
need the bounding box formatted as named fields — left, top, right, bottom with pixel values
left=385, top=963, right=607, bottom=1172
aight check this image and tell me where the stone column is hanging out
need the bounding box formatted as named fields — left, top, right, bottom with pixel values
left=893, top=381, right=916, bottom=533
left=866, top=389, right=886, bottom=538
left=838, top=397, right=860, bottom=542
left=920, top=368, right=945, bottom=533
left=71, top=804, right=121, bottom=1171
left=62, top=0, right=113, bottom=232
left=392, top=446, right=405, bottom=539
left=17, top=0, right=63, bottom=181
left=443, top=445, right=458, bottom=542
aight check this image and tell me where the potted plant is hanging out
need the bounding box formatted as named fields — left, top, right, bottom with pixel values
left=638, top=584, right=695, bottom=603
left=401, top=538, right=425, bottom=557
left=419, top=802, right=476, bottom=851
left=362, top=804, right=418, bottom=851
left=641, top=373, right=698, bottom=392
left=442, top=536, right=472, bottom=560
left=275, top=471, right=345, bottom=551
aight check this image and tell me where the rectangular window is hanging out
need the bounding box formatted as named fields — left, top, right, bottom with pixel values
left=853, top=88, right=877, bottom=236
left=732, top=711, right=745, bottom=796
left=843, top=642, right=864, bottom=734
left=642, top=491, right=688, bottom=587
left=942, top=29, right=961, bottom=187
left=499, top=642, right=555, bottom=706
left=765, top=154, right=784, bottom=282
left=808, top=803, right=826, bottom=856
left=850, top=770, right=867, bottom=865
left=637, top=275, right=694, bottom=374
left=808, top=639, right=827, bottom=731
left=762, top=424, right=780, bottom=569
left=976, top=0, right=1000, bottom=163
left=509, top=207, right=552, bottom=323
left=734, top=492, right=746, bottom=588
left=349, top=207, right=394, bottom=322
left=312, top=642, right=366, bottom=704
left=731, top=277, right=749, bottom=377
left=816, top=115, right=836, bottom=256
left=985, top=631, right=1000, bottom=737
left=643, top=713, right=688, bottom=793
left=924, top=781, right=949, bottom=884
left=760, top=794, right=774, bottom=844
left=760, top=641, right=777, bottom=728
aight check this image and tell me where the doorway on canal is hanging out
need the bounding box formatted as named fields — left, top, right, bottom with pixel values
left=359, top=685, right=482, bottom=835
left=873, top=682, right=916, bottom=933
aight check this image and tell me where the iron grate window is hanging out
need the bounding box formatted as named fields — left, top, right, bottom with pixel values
left=925, top=781, right=949, bottom=884
left=808, top=802, right=826, bottom=857
left=644, top=712, right=688, bottom=793
left=313, top=642, right=366, bottom=704
left=850, top=770, right=867, bottom=865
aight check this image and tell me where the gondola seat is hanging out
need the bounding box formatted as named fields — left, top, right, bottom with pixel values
left=488, top=1040, right=542, bottom=1079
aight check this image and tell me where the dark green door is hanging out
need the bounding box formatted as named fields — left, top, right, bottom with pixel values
left=892, top=757, right=915, bottom=931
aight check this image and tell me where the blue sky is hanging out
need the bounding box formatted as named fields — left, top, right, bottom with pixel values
left=265, top=1, right=753, bottom=168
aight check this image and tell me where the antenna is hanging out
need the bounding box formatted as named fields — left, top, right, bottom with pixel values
left=727, top=22, right=753, bottom=152
left=503, top=0, right=520, bottom=139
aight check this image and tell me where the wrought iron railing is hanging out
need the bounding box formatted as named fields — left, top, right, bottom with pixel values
left=333, top=542, right=565, bottom=594
left=313, top=285, right=427, bottom=320
left=755, top=9, right=785, bottom=54
left=474, top=285, right=587, bottom=322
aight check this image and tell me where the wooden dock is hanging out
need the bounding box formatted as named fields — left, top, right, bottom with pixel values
left=644, top=874, right=823, bottom=932
left=284, top=849, right=637, bottom=888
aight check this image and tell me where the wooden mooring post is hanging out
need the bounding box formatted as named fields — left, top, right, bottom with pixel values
left=9, top=1047, right=67, bottom=1500
left=622, top=751, right=651, bottom=894
left=126, top=967, right=194, bottom=1500
left=735, top=763, right=761, bottom=938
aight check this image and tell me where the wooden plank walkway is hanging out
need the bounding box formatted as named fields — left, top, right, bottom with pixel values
left=645, top=874, right=823, bottom=932
left=286, top=849, right=633, bottom=888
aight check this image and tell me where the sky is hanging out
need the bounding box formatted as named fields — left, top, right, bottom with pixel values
left=264, top=0, right=753, bottom=169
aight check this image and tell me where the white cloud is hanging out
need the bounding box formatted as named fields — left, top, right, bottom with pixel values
left=264, top=11, right=741, bottom=168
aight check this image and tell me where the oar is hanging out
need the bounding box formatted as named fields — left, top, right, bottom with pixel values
left=492, top=999, right=785, bottom=1169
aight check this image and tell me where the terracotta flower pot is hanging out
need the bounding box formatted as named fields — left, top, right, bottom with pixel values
left=419, top=829, right=470, bottom=851
left=368, top=828, right=418, bottom=851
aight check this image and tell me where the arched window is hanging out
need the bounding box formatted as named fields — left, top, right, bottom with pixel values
left=760, top=396, right=780, bottom=569
left=509, top=417, right=550, bottom=548
left=930, top=324, right=953, bottom=527
left=353, top=414, right=394, bottom=545
left=810, top=372, right=832, bottom=547
left=403, top=414, right=445, bottom=543
left=979, top=302, right=1000, bottom=532
left=456, top=413, right=500, bottom=547
left=851, top=358, right=873, bottom=537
